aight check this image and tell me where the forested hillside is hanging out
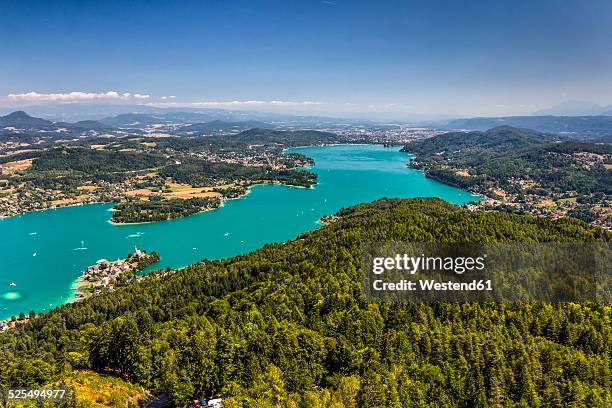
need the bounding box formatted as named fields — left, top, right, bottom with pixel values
left=1, top=198, right=610, bottom=407
left=31, top=147, right=168, bottom=173
left=403, top=126, right=612, bottom=228
left=404, top=127, right=611, bottom=194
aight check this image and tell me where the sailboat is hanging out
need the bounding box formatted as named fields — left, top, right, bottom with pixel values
left=73, top=240, right=87, bottom=250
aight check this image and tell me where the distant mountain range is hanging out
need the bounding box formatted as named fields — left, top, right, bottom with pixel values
left=0, top=103, right=161, bottom=122
left=225, top=128, right=340, bottom=146
left=98, top=113, right=178, bottom=128
left=1, top=103, right=374, bottom=127
left=0, top=110, right=111, bottom=133
left=443, top=115, right=612, bottom=141
left=56, top=120, right=113, bottom=131
left=98, top=112, right=275, bottom=130
left=0, top=110, right=54, bottom=128
left=2, top=108, right=612, bottom=143
left=176, top=120, right=274, bottom=134
left=532, top=100, right=612, bottom=116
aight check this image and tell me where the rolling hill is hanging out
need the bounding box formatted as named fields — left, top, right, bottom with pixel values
left=0, top=111, right=114, bottom=134
left=0, top=110, right=53, bottom=128
left=403, top=126, right=611, bottom=194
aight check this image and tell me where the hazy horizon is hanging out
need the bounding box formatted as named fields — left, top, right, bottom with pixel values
left=1, top=0, right=611, bottom=117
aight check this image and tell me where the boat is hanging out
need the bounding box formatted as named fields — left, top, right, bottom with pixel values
left=32, top=252, right=37, bottom=257
left=9, top=282, right=16, bottom=287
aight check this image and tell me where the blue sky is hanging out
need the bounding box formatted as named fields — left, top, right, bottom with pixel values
left=1, top=0, right=611, bottom=116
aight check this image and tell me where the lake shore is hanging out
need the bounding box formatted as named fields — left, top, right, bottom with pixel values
left=0, top=145, right=479, bottom=320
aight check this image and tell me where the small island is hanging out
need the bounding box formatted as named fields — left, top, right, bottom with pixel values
left=74, top=246, right=160, bottom=299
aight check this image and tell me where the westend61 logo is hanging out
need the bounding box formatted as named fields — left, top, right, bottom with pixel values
left=362, top=242, right=611, bottom=302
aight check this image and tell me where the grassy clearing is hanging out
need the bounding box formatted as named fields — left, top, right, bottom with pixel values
left=63, top=370, right=151, bottom=407
left=10, top=370, right=151, bottom=408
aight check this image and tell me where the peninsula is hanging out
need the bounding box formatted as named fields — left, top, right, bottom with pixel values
left=74, top=247, right=160, bottom=299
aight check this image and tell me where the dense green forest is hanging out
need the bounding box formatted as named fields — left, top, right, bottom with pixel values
left=404, top=126, right=612, bottom=195
left=159, top=159, right=317, bottom=188
left=1, top=198, right=610, bottom=407
left=111, top=196, right=221, bottom=223
left=6, top=147, right=168, bottom=191
left=31, top=147, right=168, bottom=174
left=149, top=128, right=339, bottom=154
left=405, top=126, right=555, bottom=155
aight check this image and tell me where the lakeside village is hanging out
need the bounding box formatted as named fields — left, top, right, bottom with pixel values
left=0, top=246, right=159, bottom=331
left=74, top=246, right=160, bottom=300
left=412, top=150, right=612, bottom=230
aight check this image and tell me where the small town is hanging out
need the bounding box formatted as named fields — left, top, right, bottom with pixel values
left=408, top=141, right=612, bottom=230
left=74, top=246, right=160, bottom=299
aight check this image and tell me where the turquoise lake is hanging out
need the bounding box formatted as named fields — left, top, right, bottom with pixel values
left=0, top=145, right=479, bottom=319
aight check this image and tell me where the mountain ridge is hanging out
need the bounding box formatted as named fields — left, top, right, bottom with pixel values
left=532, top=100, right=611, bottom=116
left=443, top=115, right=612, bottom=141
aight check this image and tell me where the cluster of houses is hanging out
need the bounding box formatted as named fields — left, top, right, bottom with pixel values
left=75, top=246, right=157, bottom=298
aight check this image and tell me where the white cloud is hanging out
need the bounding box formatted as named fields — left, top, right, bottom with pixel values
left=6, top=91, right=151, bottom=103
left=5, top=92, right=322, bottom=110
left=152, top=100, right=321, bottom=108
left=269, top=100, right=321, bottom=106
